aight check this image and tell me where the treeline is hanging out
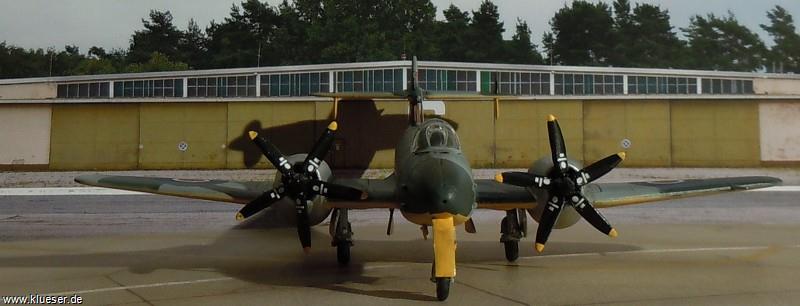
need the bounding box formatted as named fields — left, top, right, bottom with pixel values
left=2, top=0, right=799, bottom=79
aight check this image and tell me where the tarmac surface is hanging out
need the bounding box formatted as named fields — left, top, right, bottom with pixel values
left=0, top=169, right=799, bottom=305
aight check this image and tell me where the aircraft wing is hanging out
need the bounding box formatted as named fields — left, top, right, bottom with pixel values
left=475, top=179, right=536, bottom=210
left=74, top=174, right=269, bottom=204
left=585, top=176, right=781, bottom=208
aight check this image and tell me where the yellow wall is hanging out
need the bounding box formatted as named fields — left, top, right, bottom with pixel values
left=139, top=103, right=227, bottom=169
left=583, top=100, right=671, bottom=167
left=443, top=100, right=496, bottom=167
left=50, top=104, right=139, bottom=170
left=495, top=99, right=583, bottom=167
left=11, top=98, right=778, bottom=170
left=670, top=100, right=760, bottom=167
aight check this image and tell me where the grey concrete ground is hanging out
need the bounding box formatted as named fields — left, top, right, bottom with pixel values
left=0, top=169, right=798, bottom=305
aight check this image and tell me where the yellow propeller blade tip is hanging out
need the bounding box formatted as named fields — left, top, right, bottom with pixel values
left=547, top=114, right=557, bottom=122
left=494, top=173, right=504, bottom=183
left=235, top=212, right=244, bottom=221
left=618, top=152, right=627, bottom=160
left=248, top=131, right=258, bottom=140
left=609, top=228, right=618, bottom=238
left=328, top=121, right=338, bottom=131
left=535, top=243, right=545, bottom=253
left=303, top=247, right=312, bottom=255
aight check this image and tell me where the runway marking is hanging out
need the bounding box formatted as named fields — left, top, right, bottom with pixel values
left=43, top=277, right=234, bottom=296
left=520, top=244, right=800, bottom=260
left=0, top=187, right=144, bottom=196
left=750, top=186, right=800, bottom=192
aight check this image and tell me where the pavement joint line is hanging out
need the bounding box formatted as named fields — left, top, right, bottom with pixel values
left=42, top=277, right=235, bottom=296
left=0, top=186, right=797, bottom=196
left=35, top=245, right=800, bottom=297
left=520, top=244, right=800, bottom=260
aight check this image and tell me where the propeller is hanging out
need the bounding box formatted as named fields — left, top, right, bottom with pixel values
left=237, top=121, right=367, bottom=253
left=496, top=114, right=625, bottom=253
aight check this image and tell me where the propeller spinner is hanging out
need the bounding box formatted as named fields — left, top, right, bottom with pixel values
left=238, top=121, right=366, bottom=253
left=496, top=115, right=625, bottom=253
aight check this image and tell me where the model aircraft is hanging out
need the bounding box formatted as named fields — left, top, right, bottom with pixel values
left=75, top=57, right=781, bottom=301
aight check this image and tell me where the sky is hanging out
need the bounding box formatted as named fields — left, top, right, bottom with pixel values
left=1, top=0, right=799, bottom=53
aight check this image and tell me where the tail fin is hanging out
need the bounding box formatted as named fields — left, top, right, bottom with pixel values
left=408, top=56, right=424, bottom=125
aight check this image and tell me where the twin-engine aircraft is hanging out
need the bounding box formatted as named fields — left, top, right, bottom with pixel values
left=76, top=57, right=781, bottom=301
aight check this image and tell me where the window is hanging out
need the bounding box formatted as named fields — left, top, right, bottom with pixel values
left=628, top=76, right=696, bottom=95
left=56, top=82, right=110, bottom=98
left=261, top=72, right=329, bottom=97
left=111, top=78, right=183, bottom=98
left=486, top=71, right=549, bottom=95
left=336, top=69, right=404, bottom=93
left=413, top=69, right=476, bottom=92
left=700, top=78, right=753, bottom=95
left=554, top=73, right=623, bottom=95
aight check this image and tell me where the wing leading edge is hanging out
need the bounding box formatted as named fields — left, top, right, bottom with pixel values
left=585, top=176, right=782, bottom=208
left=75, top=174, right=268, bottom=204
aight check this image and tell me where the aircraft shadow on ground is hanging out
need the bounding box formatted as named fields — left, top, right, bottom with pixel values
left=0, top=223, right=640, bottom=301
left=227, top=100, right=459, bottom=178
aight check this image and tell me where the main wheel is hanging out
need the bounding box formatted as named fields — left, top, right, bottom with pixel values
left=336, top=243, right=351, bottom=265
left=435, top=277, right=451, bottom=301
left=504, top=240, right=519, bottom=262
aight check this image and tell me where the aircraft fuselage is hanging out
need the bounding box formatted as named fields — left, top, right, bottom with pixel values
left=394, top=118, right=476, bottom=226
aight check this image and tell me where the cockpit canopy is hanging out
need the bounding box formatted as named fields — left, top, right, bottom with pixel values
left=413, top=121, right=460, bottom=152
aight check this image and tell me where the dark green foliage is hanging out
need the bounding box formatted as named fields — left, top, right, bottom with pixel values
left=683, top=12, right=767, bottom=71
left=760, top=5, right=800, bottom=72
left=0, top=0, right=787, bottom=78
left=548, top=1, right=616, bottom=66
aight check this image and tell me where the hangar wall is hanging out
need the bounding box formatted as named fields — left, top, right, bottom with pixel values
left=3, top=98, right=798, bottom=170
left=0, top=104, right=51, bottom=168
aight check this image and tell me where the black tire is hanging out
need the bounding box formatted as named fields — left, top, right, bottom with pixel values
left=336, top=243, right=351, bottom=265
left=436, top=277, right=451, bottom=301
left=504, top=240, right=519, bottom=262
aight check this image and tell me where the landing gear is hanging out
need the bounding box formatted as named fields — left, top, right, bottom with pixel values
left=501, top=209, right=527, bottom=262
left=435, top=277, right=452, bottom=301
left=330, top=208, right=353, bottom=265
left=431, top=261, right=453, bottom=301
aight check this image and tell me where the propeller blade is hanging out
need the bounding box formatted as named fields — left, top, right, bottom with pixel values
left=313, top=181, right=367, bottom=200
left=535, top=195, right=564, bottom=253
left=303, top=121, right=338, bottom=174
left=569, top=194, right=617, bottom=238
left=578, top=152, right=626, bottom=186
left=295, top=197, right=312, bottom=253
left=249, top=131, right=293, bottom=176
left=496, top=172, right=550, bottom=188
left=546, top=115, right=569, bottom=175
left=236, top=189, right=283, bottom=220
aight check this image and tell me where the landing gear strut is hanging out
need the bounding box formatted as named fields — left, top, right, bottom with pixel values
left=501, top=208, right=527, bottom=262
left=330, top=208, right=353, bottom=265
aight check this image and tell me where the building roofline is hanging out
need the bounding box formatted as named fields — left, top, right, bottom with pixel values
left=1, top=60, right=799, bottom=85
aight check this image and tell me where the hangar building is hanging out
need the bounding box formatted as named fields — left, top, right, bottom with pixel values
left=1, top=60, right=799, bottom=170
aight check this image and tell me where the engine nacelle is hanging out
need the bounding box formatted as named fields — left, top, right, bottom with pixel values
left=247, top=153, right=333, bottom=227
left=525, top=157, right=582, bottom=229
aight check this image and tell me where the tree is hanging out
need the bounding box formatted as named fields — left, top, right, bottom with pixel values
left=507, top=19, right=543, bottom=64
left=465, top=0, right=506, bottom=62
left=205, top=0, right=282, bottom=68
left=760, top=5, right=800, bottom=72
left=612, top=1, right=686, bottom=68
left=683, top=12, right=767, bottom=71
left=436, top=4, right=472, bottom=61
left=128, top=10, right=183, bottom=64
left=548, top=1, right=616, bottom=66
left=179, top=19, right=208, bottom=69
left=124, top=52, right=189, bottom=73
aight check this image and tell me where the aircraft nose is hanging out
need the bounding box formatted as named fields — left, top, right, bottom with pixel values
left=407, top=157, right=474, bottom=214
